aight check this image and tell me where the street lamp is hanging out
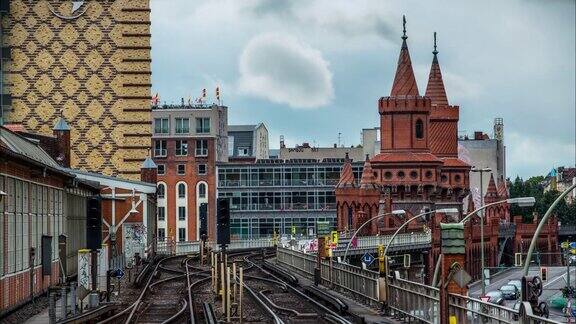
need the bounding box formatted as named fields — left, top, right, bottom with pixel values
left=523, top=183, right=576, bottom=276
left=459, top=196, right=536, bottom=296
left=342, top=209, right=406, bottom=262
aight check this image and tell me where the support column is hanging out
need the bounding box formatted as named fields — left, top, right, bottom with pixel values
left=440, top=223, right=468, bottom=324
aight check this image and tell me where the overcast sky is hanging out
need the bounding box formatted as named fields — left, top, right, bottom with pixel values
left=150, top=0, right=575, bottom=179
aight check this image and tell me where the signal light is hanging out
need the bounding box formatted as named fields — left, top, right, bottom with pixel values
left=540, top=267, right=548, bottom=282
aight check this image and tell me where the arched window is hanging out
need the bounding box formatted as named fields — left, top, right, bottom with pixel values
left=415, top=119, right=424, bottom=139
left=157, top=183, right=165, bottom=199
left=178, top=183, right=186, bottom=198
left=198, top=183, right=207, bottom=199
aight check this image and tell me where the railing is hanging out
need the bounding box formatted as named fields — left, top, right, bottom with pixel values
left=275, top=248, right=560, bottom=324
left=330, top=232, right=432, bottom=255
left=276, top=247, right=380, bottom=306
left=559, top=225, right=576, bottom=235
left=218, top=179, right=340, bottom=187
left=228, top=202, right=337, bottom=211
left=157, top=238, right=276, bottom=255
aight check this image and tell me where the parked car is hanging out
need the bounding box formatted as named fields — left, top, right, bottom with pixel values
left=500, top=284, right=519, bottom=300
left=485, top=291, right=505, bottom=305
left=508, top=279, right=522, bottom=294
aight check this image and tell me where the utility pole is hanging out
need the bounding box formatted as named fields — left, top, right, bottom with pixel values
left=471, top=167, right=492, bottom=297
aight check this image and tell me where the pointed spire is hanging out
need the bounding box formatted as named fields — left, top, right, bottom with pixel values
left=390, top=15, right=419, bottom=97
left=466, top=194, right=475, bottom=214
left=485, top=174, right=498, bottom=198
left=53, top=117, right=70, bottom=131
left=336, top=153, right=356, bottom=188
left=360, top=154, right=377, bottom=189
left=425, top=32, right=449, bottom=106
left=497, top=175, right=508, bottom=198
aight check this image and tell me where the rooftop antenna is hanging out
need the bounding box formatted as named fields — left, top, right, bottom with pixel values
left=402, top=15, right=407, bottom=40
left=338, top=132, right=342, bottom=147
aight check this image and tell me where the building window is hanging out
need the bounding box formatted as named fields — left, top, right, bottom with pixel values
left=158, top=228, right=166, bottom=241
left=178, top=183, right=186, bottom=198
left=177, top=164, right=186, bottom=175
left=410, top=171, right=418, bottom=179
left=158, top=206, right=165, bottom=221
left=397, top=171, right=405, bottom=179
left=196, top=117, right=210, bottom=134
left=175, top=140, right=188, bottom=156
left=198, top=183, right=207, bottom=199
left=178, top=206, right=186, bottom=221
left=157, top=164, right=165, bottom=175
left=154, top=118, right=169, bottom=134
left=175, top=118, right=189, bottom=134
left=157, top=183, right=166, bottom=198
left=154, top=140, right=167, bottom=157
left=195, top=139, right=208, bottom=156
left=198, top=164, right=207, bottom=175
left=415, top=119, right=424, bottom=139
left=178, top=228, right=186, bottom=242
left=228, top=136, right=234, bottom=156
left=238, top=147, right=250, bottom=157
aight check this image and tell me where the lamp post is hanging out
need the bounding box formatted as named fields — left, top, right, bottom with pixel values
left=471, top=167, right=491, bottom=296
left=523, top=183, right=576, bottom=276
left=342, top=210, right=406, bottom=262
left=459, top=196, right=536, bottom=296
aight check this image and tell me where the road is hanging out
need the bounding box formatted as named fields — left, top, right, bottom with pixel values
left=469, top=266, right=574, bottom=322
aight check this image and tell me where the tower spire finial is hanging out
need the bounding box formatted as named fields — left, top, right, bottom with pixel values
left=433, top=31, right=438, bottom=55
left=402, top=15, right=407, bottom=40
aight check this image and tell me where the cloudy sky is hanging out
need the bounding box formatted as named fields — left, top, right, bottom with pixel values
left=150, top=0, right=575, bottom=179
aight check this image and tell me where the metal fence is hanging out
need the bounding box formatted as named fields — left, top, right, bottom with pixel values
left=276, top=247, right=560, bottom=324
left=276, top=247, right=381, bottom=306
left=156, top=238, right=276, bottom=255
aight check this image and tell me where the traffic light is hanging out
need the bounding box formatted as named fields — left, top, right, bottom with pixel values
left=199, top=203, right=208, bottom=239
left=86, top=196, right=102, bottom=250
left=540, top=267, right=548, bottom=282
left=216, top=198, right=230, bottom=245
left=522, top=276, right=543, bottom=304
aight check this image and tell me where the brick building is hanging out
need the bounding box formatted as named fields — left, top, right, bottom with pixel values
left=152, top=103, right=228, bottom=243
left=0, top=124, right=99, bottom=315
left=1, top=0, right=153, bottom=180
left=336, top=27, right=471, bottom=236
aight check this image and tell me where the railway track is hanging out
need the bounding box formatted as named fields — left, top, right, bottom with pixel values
left=239, top=254, right=352, bottom=324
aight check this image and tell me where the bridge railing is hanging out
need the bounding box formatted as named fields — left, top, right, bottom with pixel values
left=156, top=238, right=276, bottom=256
left=387, top=272, right=439, bottom=323
left=276, top=246, right=381, bottom=306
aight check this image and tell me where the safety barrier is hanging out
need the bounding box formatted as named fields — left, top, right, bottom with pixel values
left=156, top=238, right=275, bottom=256
left=276, top=247, right=560, bottom=324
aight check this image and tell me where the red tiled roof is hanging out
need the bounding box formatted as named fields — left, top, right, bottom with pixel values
left=497, top=175, right=508, bottom=198
left=441, top=158, right=470, bottom=168
left=390, top=39, right=419, bottom=97
left=425, top=54, right=449, bottom=106
left=3, top=124, right=25, bottom=132
left=485, top=174, right=498, bottom=197
left=372, top=152, right=442, bottom=164
left=336, top=159, right=356, bottom=188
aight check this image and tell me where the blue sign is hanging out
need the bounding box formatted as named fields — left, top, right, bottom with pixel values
left=571, top=307, right=576, bottom=318
left=114, top=269, right=125, bottom=279
left=570, top=242, right=576, bottom=249
left=362, top=253, right=375, bottom=266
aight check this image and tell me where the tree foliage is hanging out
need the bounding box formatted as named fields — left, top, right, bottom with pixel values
left=508, top=176, right=576, bottom=224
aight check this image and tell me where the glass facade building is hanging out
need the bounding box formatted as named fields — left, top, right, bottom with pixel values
left=216, top=159, right=363, bottom=239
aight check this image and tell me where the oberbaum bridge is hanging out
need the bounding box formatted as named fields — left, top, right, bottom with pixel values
left=32, top=17, right=575, bottom=324
left=157, top=20, right=576, bottom=323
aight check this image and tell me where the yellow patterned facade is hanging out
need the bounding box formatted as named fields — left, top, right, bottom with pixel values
left=3, top=0, right=152, bottom=180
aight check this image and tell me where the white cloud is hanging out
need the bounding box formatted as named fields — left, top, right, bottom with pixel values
left=238, top=33, right=334, bottom=109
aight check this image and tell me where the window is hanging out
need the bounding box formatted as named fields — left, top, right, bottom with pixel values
left=178, top=207, right=186, bottom=221
left=198, top=164, right=207, bottom=175
left=157, top=183, right=165, bottom=198
left=177, top=164, right=186, bottom=175
left=178, top=228, right=186, bottom=242
left=154, top=140, right=167, bottom=157
left=196, top=117, right=210, bottom=133
left=238, top=147, right=250, bottom=157
left=415, top=119, right=424, bottom=139
left=228, top=136, right=234, bottom=156
left=198, top=183, right=207, bottom=199
left=178, top=183, right=186, bottom=198
left=157, top=164, right=165, bottom=175
left=176, top=140, right=188, bottom=156
left=175, top=118, right=189, bottom=134
left=158, top=228, right=166, bottom=241
left=157, top=206, right=165, bottom=221
left=154, top=118, right=169, bottom=134
left=195, top=140, right=208, bottom=156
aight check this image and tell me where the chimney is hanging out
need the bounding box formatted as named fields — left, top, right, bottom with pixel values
left=280, top=135, right=285, bottom=148
left=474, top=131, right=483, bottom=140
left=53, top=117, right=71, bottom=167
left=333, top=143, right=337, bottom=148
left=141, top=156, right=157, bottom=184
